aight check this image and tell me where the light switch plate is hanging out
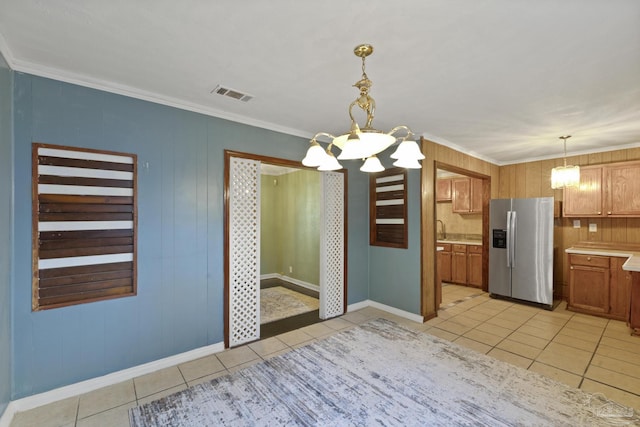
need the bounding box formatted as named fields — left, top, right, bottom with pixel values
left=589, top=223, right=597, bottom=232
left=573, top=220, right=581, bottom=228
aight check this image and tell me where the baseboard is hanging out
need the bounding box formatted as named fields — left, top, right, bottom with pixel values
left=4, top=341, right=224, bottom=418
left=261, top=273, right=319, bottom=293
left=347, top=299, right=423, bottom=323
left=0, top=402, right=15, bottom=427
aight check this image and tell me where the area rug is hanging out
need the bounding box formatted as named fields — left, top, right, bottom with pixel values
left=129, top=319, right=638, bottom=426
left=260, top=286, right=319, bottom=324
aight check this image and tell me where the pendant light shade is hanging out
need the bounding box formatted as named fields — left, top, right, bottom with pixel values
left=550, top=135, right=580, bottom=189
left=360, top=155, right=385, bottom=173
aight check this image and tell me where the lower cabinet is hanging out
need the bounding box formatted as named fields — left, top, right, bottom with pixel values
left=630, top=272, right=640, bottom=335
left=467, top=245, right=483, bottom=288
left=568, top=254, right=631, bottom=320
left=438, top=244, right=452, bottom=282
left=452, top=244, right=468, bottom=284
left=437, top=243, right=482, bottom=287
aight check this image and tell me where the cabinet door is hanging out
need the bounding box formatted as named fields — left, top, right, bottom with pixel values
left=467, top=246, right=483, bottom=288
left=438, top=250, right=452, bottom=282
left=607, top=161, right=640, bottom=216
left=452, top=178, right=471, bottom=213
left=609, top=257, right=632, bottom=320
left=563, top=166, right=604, bottom=217
left=470, top=178, right=483, bottom=213
left=569, top=264, right=609, bottom=314
left=451, top=245, right=468, bottom=284
left=630, top=273, right=640, bottom=335
left=436, top=179, right=452, bottom=202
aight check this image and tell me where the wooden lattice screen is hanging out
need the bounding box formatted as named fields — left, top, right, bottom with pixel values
left=32, top=143, right=137, bottom=310
left=369, top=168, right=408, bottom=249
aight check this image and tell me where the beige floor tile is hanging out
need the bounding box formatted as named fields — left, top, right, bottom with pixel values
left=323, top=317, right=355, bottom=330
left=178, top=354, right=226, bottom=381
left=276, top=329, right=314, bottom=346
left=186, top=369, right=229, bottom=388
left=300, top=322, right=338, bottom=339
left=292, top=338, right=317, bottom=349
left=604, top=319, right=630, bottom=334
left=563, top=319, right=606, bottom=336
left=584, top=365, right=640, bottom=395
left=469, top=304, right=506, bottom=316
left=216, top=345, right=260, bottom=369
left=227, top=358, right=263, bottom=374
left=602, top=327, right=640, bottom=344
left=136, top=384, right=187, bottom=406
left=596, top=344, right=640, bottom=367
left=427, top=327, right=459, bottom=342
left=599, top=336, right=640, bottom=353
left=535, top=342, right=592, bottom=375
left=555, top=326, right=602, bottom=344
left=552, top=333, right=599, bottom=353
left=447, top=313, right=481, bottom=328
left=590, top=355, right=640, bottom=382
left=570, top=313, right=609, bottom=328
left=261, top=348, right=292, bottom=361
left=10, top=396, right=79, bottom=427
left=356, top=307, right=388, bottom=319
left=462, top=328, right=503, bottom=347
left=453, top=336, right=492, bottom=354
left=528, top=362, right=581, bottom=388
left=248, top=336, right=289, bottom=357
left=474, top=321, right=513, bottom=338
left=77, top=380, right=136, bottom=419
left=580, top=379, right=640, bottom=411
left=523, top=319, right=563, bottom=334
left=76, top=402, right=137, bottom=427
left=487, top=348, right=532, bottom=369
left=435, top=319, right=473, bottom=335
left=340, top=311, right=370, bottom=324
left=424, top=315, right=447, bottom=326
left=516, top=324, right=559, bottom=341
left=484, top=316, right=524, bottom=331
left=134, top=366, right=185, bottom=398
left=506, top=331, right=550, bottom=349
left=459, top=309, right=493, bottom=322
left=496, top=339, right=542, bottom=360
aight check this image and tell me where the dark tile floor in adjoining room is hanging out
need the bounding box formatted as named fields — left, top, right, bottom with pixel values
left=9, top=285, right=640, bottom=426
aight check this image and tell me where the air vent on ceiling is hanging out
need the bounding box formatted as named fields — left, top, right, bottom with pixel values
left=211, top=85, right=253, bottom=102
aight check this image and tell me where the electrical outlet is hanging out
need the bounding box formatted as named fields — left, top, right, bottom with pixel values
left=589, top=223, right=597, bottom=232
left=573, top=220, right=581, bottom=228
left=289, top=266, right=293, bottom=273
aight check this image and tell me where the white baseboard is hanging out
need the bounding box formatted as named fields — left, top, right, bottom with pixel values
left=2, top=340, right=224, bottom=421
left=348, top=299, right=423, bottom=323
left=260, top=273, right=319, bottom=293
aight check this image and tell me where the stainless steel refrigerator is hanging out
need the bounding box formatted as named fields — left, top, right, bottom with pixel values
left=489, top=197, right=554, bottom=307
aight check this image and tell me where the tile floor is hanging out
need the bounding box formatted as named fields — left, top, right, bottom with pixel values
left=9, top=285, right=640, bottom=426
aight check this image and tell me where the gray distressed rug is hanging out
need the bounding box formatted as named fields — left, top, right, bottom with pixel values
left=130, top=319, right=639, bottom=426
left=260, top=286, right=319, bottom=324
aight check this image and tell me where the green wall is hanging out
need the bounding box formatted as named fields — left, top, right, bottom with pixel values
left=260, top=169, right=320, bottom=286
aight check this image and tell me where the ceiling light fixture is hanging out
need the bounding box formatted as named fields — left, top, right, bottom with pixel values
left=550, top=135, right=580, bottom=189
left=302, top=44, right=424, bottom=172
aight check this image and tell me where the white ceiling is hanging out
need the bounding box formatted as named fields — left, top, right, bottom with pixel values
left=1, top=1, right=639, bottom=165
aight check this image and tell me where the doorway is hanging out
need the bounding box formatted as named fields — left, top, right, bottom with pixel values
left=223, top=150, right=347, bottom=348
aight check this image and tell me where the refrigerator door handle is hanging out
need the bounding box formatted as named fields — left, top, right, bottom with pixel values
left=510, top=210, right=517, bottom=268
left=506, top=210, right=512, bottom=267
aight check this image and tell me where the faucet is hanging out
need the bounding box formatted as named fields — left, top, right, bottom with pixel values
left=436, top=219, right=446, bottom=240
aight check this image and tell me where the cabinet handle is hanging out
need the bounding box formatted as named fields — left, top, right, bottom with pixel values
left=597, top=211, right=601, bottom=215
left=607, top=211, right=612, bottom=215
left=587, top=256, right=591, bottom=261
left=570, top=266, right=574, bottom=270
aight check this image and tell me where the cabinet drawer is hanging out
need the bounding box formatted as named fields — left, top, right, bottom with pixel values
left=468, top=245, right=482, bottom=254
left=569, top=254, right=610, bottom=268
left=453, top=244, right=467, bottom=253
left=438, top=243, right=452, bottom=252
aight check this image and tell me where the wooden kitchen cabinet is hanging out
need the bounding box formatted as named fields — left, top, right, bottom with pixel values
left=564, top=160, right=640, bottom=217
left=436, top=179, right=452, bottom=202
left=609, top=257, right=632, bottom=321
left=438, top=243, right=452, bottom=282
left=568, top=254, right=610, bottom=314
left=452, top=178, right=483, bottom=214
left=630, top=272, right=640, bottom=335
left=467, top=245, right=483, bottom=288
left=451, top=244, right=468, bottom=284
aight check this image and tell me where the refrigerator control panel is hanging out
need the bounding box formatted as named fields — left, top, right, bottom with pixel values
left=492, top=229, right=507, bottom=248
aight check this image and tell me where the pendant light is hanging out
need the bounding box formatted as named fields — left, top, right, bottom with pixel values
left=551, top=135, right=580, bottom=189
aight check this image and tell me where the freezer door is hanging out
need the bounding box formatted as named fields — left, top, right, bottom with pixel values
left=510, top=197, right=554, bottom=305
left=489, top=199, right=512, bottom=297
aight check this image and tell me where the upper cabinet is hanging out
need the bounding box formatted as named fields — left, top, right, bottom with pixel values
left=436, top=178, right=452, bottom=202
left=564, top=160, right=640, bottom=217
left=452, top=177, right=483, bottom=214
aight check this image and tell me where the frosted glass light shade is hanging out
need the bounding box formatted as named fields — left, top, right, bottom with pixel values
left=393, top=157, right=422, bottom=169
left=551, top=165, right=580, bottom=189
left=390, top=140, right=425, bottom=160
left=317, top=152, right=343, bottom=171
left=302, top=143, right=328, bottom=167
left=335, top=131, right=396, bottom=160
left=360, top=156, right=385, bottom=173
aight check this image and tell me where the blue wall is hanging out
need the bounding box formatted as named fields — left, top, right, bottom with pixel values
left=11, top=73, right=371, bottom=398
left=368, top=169, right=422, bottom=314
left=0, top=52, right=13, bottom=417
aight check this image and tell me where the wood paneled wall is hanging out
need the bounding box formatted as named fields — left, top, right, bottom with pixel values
left=498, top=147, right=640, bottom=298
left=420, top=138, right=500, bottom=319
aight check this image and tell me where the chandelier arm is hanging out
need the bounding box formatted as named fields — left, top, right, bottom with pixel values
left=311, top=132, right=337, bottom=143
left=388, top=125, right=413, bottom=140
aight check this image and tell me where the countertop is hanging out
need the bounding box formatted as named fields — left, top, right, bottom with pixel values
left=437, top=240, right=482, bottom=246
left=565, top=246, right=640, bottom=272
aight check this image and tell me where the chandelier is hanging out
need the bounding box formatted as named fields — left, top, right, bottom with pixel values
left=550, top=135, right=580, bottom=189
left=302, top=44, right=424, bottom=173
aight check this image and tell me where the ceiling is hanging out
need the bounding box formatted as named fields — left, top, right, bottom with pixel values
left=1, top=1, right=639, bottom=165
